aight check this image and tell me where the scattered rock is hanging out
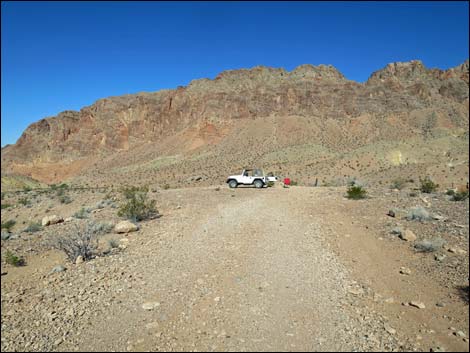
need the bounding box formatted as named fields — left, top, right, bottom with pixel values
left=399, top=229, right=416, bottom=242
left=455, top=331, right=466, bottom=338
left=390, top=227, right=402, bottom=236
left=432, top=214, right=446, bottom=221
left=409, top=301, right=425, bottom=309
left=142, top=301, right=160, bottom=311
left=435, top=254, right=446, bottom=262
left=436, top=302, right=446, bottom=307
left=64, top=217, right=74, bottom=223
left=114, top=221, right=139, bottom=234
left=348, top=287, right=364, bottom=296
left=1, top=231, right=11, bottom=240
left=399, top=267, right=411, bottom=275
left=49, top=265, right=66, bottom=274
left=384, top=323, right=396, bottom=335
left=387, top=209, right=396, bottom=218
left=75, top=256, right=84, bottom=265
left=41, top=215, right=64, bottom=226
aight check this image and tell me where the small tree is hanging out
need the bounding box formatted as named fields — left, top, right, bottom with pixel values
left=118, top=186, right=158, bottom=222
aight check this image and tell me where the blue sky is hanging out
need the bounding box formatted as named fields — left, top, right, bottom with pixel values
left=1, top=1, right=469, bottom=146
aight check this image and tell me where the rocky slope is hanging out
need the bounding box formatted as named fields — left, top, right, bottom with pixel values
left=1, top=60, right=468, bottom=187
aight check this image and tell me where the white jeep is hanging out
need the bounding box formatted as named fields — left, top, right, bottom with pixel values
left=226, top=169, right=268, bottom=189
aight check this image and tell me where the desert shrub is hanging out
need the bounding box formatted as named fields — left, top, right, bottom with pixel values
left=73, top=207, right=92, bottom=219
left=59, top=195, right=72, bottom=204
left=406, top=206, right=431, bottom=221
left=108, top=238, right=119, bottom=249
left=290, top=180, right=298, bottom=186
left=414, top=238, right=446, bottom=252
left=267, top=181, right=275, bottom=187
left=446, top=189, right=456, bottom=196
left=56, top=188, right=65, bottom=197
left=346, top=185, right=367, bottom=200
left=50, top=222, right=101, bottom=262
left=23, top=186, right=32, bottom=192
left=1, top=220, right=16, bottom=232
left=117, top=186, right=158, bottom=222
left=451, top=190, right=469, bottom=201
left=162, top=184, right=170, bottom=190
left=5, top=250, right=25, bottom=266
left=25, top=222, right=42, bottom=233
left=390, top=178, right=407, bottom=190
left=95, top=199, right=114, bottom=209
left=18, top=197, right=30, bottom=206
left=409, top=192, right=418, bottom=197
left=1, top=192, right=4, bottom=200
left=91, top=221, right=114, bottom=234
left=1, top=203, right=12, bottom=209
left=419, top=177, right=439, bottom=193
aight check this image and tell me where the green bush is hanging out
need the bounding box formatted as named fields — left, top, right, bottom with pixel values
left=1, top=220, right=16, bottom=232
left=290, top=180, right=298, bottom=186
left=419, top=177, right=439, bottom=193
left=446, top=189, right=456, bottom=196
left=5, top=250, right=25, bottom=266
left=73, top=207, right=91, bottom=219
left=117, top=186, right=158, bottom=222
left=59, top=195, right=72, bottom=204
left=451, top=190, right=469, bottom=201
left=1, top=203, right=12, bottom=209
left=346, top=185, right=367, bottom=200
left=18, top=197, right=30, bottom=206
left=267, top=181, right=275, bottom=187
left=162, top=184, right=170, bottom=190
left=23, top=186, right=32, bottom=192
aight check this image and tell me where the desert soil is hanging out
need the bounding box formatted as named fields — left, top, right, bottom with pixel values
left=1, top=185, right=469, bottom=352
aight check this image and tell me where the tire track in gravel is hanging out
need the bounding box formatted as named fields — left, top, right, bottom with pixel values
left=75, top=189, right=393, bottom=352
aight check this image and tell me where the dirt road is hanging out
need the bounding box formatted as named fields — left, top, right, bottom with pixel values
left=1, top=186, right=468, bottom=351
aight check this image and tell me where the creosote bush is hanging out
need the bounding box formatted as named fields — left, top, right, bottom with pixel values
left=50, top=222, right=101, bottom=262
left=117, top=186, right=158, bottom=222
left=5, top=250, right=25, bottom=266
left=73, top=207, right=91, bottom=219
left=419, top=177, right=439, bottom=193
left=451, top=190, right=469, bottom=201
left=1, top=220, right=16, bottom=232
left=346, top=185, right=367, bottom=200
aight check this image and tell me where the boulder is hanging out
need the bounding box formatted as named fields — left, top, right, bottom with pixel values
left=399, top=229, right=416, bottom=242
left=42, top=215, right=64, bottom=226
left=114, top=220, right=139, bottom=234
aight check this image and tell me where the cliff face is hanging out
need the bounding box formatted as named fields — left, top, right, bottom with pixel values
left=1, top=60, right=468, bottom=185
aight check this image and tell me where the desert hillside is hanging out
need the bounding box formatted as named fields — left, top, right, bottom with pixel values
left=1, top=60, right=469, bottom=189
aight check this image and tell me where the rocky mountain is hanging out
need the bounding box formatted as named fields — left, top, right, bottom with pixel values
left=1, top=60, right=469, bottom=188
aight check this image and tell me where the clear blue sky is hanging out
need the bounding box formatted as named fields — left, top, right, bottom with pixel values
left=1, top=1, right=469, bottom=146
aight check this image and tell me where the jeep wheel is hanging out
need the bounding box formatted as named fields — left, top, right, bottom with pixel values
left=228, top=180, right=238, bottom=188
left=254, top=180, right=264, bottom=189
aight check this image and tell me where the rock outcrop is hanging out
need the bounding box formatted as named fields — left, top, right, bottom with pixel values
left=1, top=60, right=468, bottom=185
